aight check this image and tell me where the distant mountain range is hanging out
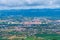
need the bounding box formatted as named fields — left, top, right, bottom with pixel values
left=0, top=9, right=60, bottom=18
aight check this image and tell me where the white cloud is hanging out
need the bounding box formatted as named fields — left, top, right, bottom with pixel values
left=0, top=0, right=60, bottom=9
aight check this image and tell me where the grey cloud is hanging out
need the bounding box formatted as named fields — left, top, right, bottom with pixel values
left=0, top=0, right=60, bottom=9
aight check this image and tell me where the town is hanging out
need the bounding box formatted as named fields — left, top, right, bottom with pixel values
left=0, top=15, right=60, bottom=40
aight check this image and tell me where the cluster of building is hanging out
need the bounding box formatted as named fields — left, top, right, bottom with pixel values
left=0, top=16, right=60, bottom=35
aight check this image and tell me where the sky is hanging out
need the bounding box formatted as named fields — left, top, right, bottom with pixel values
left=0, top=0, right=60, bottom=9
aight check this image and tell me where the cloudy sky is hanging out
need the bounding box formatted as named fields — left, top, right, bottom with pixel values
left=0, top=0, right=60, bottom=9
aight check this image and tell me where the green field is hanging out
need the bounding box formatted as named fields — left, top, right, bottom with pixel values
left=0, top=34, right=60, bottom=40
